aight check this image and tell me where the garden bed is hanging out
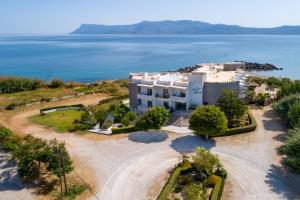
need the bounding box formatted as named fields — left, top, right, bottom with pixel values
left=214, top=113, right=257, bottom=137
left=157, top=148, right=227, bottom=200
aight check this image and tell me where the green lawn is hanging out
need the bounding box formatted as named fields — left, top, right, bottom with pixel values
left=29, top=110, right=85, bottom=133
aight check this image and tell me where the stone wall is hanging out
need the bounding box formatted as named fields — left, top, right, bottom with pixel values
left=203, top=81, right=240, bottom=105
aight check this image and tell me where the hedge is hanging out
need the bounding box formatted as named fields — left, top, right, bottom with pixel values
left=157, top=164, right=192, bottom=200
left=210, top=175, right=225, bottom=200
left=214, top=113, right=257, bottom=137
left=111, top=125, right=135, bottom=134
left=157, top=166, right=182, bottom=200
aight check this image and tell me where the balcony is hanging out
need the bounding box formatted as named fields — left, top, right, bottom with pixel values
left=170, top=94, right=187, bottom=103
left=155, top=93, right=170, bottom=99
left=137, top=93, right=153, bottom=100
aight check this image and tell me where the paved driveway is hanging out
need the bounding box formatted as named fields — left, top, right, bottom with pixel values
left=2, top=106, right=300, bottom=200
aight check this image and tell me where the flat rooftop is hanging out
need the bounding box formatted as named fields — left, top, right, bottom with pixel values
left=130, top=62, right=246, bottom=84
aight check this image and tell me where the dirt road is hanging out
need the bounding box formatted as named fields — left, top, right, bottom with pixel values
left=1, top=101, right=299, bottom=200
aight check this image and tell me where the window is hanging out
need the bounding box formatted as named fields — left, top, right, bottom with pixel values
left=163, top=89, right=169, bottom=98
left=148, top=101, right=152, bottom=108
left=180, top=90, right=186, bottom=97
left=138, top=86, right=141, bottom=93
left=138, top=99, right=141, bottom=105
left=163, top=101, right=169, bottom=109
left=147, top=88, right=152, bottom=95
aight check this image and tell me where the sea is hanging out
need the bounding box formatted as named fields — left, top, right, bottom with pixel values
left=0, top=34, right=299, bottom=82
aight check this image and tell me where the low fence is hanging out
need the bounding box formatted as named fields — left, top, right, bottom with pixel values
left=40, top=104, right=86, bottom=115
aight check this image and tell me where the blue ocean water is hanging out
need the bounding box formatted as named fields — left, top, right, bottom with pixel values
left=0, top=34, right=299, bottom=82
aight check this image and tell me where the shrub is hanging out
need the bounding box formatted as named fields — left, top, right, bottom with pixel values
left=182, top=183, right=208, bottom=200
left=102, top=120, right=113, bottom=129
left=121, top=112, right=137, bottom=126
left=48, top=79, right=64, bottom=88
left=112, top=103, right=130, bottom=123
left=178, top=175, right=192, bottom=186
left=284, top=158, right=300, bottom=173
left=193, top=147, right=220, bottom=176
left=273, top=94, right=300, bottom=126
left=0, top=76, right=44, bottom=94
left=111, top=125, right=135, bottom=134
left=65, top=184, right=87, bottom=199
left=135, top=107, right=169, bottom=131
left=288, top=102, right=300, bottom=128
left=189, top=105, right=228, bottom=138
left=215, top=168, right=227, bottom=179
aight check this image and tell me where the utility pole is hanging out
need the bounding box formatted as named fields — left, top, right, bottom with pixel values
left=58, top=147, right=63, bottom=197
left=59, top=144, right=68, bottom=194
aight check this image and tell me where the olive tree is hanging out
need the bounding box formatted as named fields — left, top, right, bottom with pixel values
left=189, top=105, right=228, bottom=138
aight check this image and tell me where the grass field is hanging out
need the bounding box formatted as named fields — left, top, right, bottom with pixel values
left=29, top=110, right=85, bottom=133
left=0, top=87, right=77, bottom=109
left=0, top=80, right=129, bottom=110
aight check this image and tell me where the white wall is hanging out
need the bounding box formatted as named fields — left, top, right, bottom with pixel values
left=187, top=73, right=207, bottom=107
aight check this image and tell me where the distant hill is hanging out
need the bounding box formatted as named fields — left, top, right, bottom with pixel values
left=71, top=20, right=300, bottom=35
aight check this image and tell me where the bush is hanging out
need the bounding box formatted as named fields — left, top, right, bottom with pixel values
left=121, top=112, right=137, bottom=126
left=193, top=147, right=220, bottom=176
left=102, top=120, right=113, bottom=129
left=0, top=76, right=44, bottom=94
left=48, top=79, right=64, bottom=88
left=135, top=107, right=169, bottom=131
left=288, top=102, right=300, bottom=128
left=111, top=125, right=135, bottom=134
left=189, top=105, right=228, bottom=138
left=182, top=183, right=208, bottom=200
left=215, top=168, right=227, bottom=179
left=178, top=175, right=193, bottom=186
left=210, top=175, right=225, bottom=200
left=65, top=184, right=87, bottom=199
left=284, top=158, right=300, bottom=173
left=273, top=94, right=300, bottom=127
left=112, top=103, right=130, bottom=123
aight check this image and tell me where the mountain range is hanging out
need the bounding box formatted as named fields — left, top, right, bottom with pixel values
left=71, top=20, right=300, bottom=35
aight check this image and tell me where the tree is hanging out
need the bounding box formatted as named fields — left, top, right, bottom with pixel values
left=135, top=106, right=169, bottom=131
left=193, top=147, right=220, bottom=175
left=189, top=105, right=228, bottom=138
left=88, top=105, right=110, bottom=125
left=121, top=112, right=137, bottom=127
left=47, top=139, right=73, bottom=195
left=112, top=103, right=130, bottom=123
left=218, top=89, right=247, bottom=127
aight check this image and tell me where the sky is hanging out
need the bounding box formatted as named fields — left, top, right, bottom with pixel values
left=1, top=0, right=300, bottom=34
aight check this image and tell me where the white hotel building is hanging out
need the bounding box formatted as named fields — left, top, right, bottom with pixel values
left=128, top=62, right=247, bottom=113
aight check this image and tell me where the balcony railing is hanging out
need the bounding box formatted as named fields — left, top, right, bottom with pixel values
left=155, top=93, right=170, bottom=99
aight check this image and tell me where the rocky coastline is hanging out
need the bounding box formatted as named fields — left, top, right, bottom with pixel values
left=175, top=61, right=283, bottom=73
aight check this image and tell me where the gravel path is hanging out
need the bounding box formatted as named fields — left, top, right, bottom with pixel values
left=0, top=147, right=34, bottom=200
left=1, top=104, right=299, bottom=200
